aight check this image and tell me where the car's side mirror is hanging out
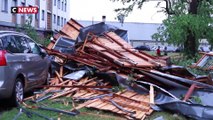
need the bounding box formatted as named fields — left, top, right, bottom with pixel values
left=40, top=48, right=47, bottom=58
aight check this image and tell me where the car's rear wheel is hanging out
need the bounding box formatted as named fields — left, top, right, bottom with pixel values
left=11, top=78, right=24, bottom=106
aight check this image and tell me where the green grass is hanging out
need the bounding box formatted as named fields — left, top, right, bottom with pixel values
left=1, top=107, right=188, bottom=120
left=1, top=97, right=188, bottom=120
left=0, top=98, right=121, bottom=120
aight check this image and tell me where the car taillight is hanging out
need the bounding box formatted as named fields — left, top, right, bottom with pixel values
left=0, top=50, right=7, bottom=66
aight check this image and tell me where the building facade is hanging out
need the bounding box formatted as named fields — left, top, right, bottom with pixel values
left=0, top=0, right=70, bottom=35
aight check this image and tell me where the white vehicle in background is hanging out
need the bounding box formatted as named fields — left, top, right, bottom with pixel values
left=150, top=45, right=177, bottom=52
left=198, top=45, right=211, bottom=52
left=165, top=45, right=178, bottom=52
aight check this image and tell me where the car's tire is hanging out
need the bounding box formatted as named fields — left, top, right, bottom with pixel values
left=11, top=78, right=24, bottom=106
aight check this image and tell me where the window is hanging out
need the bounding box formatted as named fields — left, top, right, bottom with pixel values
left=35, top=11, right=39, bottom=20
left=26, top=38, right=40, bottom=54
left=54, top=0, right=56, bottom=6
left=64, top=18, right=66, bottom=25
left=58, top=0, right=60, bottom=9
left=57, top=16, right=60, bottom=25
left=41, top=10, right=45, bottom=20
left=53, top=14, right=56, bottom=23
left=1, top=0, right=8, bottom=12
left=61, top=1, right=64, bottom=11
left=61, top=17, right=63, bottom=27
left=64, top=2, right=66, bottom=12
left=14, top=36, right=30, bottom=53
left=1, top=36, right=19, bottom=53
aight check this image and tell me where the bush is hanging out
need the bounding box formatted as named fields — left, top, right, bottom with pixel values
left=16, top=15, right=50, bottom=46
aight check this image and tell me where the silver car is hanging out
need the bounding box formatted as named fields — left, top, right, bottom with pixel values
left=0, top=31, right=51, bottom=105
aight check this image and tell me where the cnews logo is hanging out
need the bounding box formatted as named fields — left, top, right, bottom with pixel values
left=11, top=7, right=38, bottom=14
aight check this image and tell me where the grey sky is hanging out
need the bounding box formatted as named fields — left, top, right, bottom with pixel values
left=69, top=0, right=167, bottom=23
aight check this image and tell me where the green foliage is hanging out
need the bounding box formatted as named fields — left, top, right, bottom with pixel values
left=191, top=96, right=202, bottom=104
left=154, top=1, right=213, bottom=58
left=111, top=0, right=213, bottom=58
left=111, top=0, right=146, bottom=16
left=171, top=53, right=208, bottom=75
left=16, top=15, right=50, bottom=46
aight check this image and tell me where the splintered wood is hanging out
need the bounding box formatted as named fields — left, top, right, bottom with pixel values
left=25, top=74, right=153, bottom=120
left=73, top=90, right=153, bottom=120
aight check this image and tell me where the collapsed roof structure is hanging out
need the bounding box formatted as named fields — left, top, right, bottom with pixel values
left=19, top=18, right=213, bottom=120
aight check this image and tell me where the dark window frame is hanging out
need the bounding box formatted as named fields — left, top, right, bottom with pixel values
left=61, top=17, right=63, bottom=27
left=57, top=16, right=60, bottom=25
left=41, top=10, right=45, bottom=20
left=54, top=0, right=56, bottom=6
left=53, top=14, right=56, bottom=23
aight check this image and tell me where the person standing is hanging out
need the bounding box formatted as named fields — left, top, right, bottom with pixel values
left=156, top=46, right=161, bottom=56
left=164, top=46, right=168, bottom=56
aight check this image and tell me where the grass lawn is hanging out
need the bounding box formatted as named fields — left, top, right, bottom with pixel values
left=1, top=97, right=188, bottom=120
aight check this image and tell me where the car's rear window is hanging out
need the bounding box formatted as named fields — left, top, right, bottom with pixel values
left=1, top=36, right=20, bottom=53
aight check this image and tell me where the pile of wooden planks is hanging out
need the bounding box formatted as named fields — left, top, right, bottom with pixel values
left=24, top=68, right=154, bottom=120
left=46, top=19, right=166, bottom=71
left=73, top=89, right=153, bottom=120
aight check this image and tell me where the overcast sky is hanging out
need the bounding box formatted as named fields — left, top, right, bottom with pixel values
left=69, top=0, right=167, bottom=23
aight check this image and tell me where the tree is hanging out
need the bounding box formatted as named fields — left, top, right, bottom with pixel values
left=111, top=0, right=213, bottom=58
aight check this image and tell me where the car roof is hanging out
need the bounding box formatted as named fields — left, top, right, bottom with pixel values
left=0, top=30, right=24, bottom=34
left=0, top=31, right=28, bottom=38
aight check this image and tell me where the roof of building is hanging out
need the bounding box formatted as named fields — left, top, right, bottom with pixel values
left=77, top=20, right=162, bottom=41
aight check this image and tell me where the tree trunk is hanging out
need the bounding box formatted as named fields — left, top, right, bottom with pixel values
left=184, top=29, right=197, bottom=58
left=184, top=0, right=199, bottom=58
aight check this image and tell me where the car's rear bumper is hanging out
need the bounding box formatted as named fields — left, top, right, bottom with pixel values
left=0, top=67, right=14, bottom=99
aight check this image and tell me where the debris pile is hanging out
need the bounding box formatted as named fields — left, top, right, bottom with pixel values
left=20, top=19, right=213, bottom=120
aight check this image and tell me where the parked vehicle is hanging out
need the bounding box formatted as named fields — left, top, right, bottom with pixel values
left=151, top=45, right=177, bottom=52
left=134, top=45, right=150, bottom=51
left=165, top=46, right=177, bottom=52
left=175, top=47, right=183, bottom=52
left=0, top=31, right=51, bottom=105
left=198, top=46, right=211, bottom=52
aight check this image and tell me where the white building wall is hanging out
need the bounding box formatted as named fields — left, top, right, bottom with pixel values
left=52, top=0, right=70, bottom=31
left=0, top=0, right=70, bottom=32
left=39, top=0, right=47, bottom=29
left=0, top=0, right=13, bottom=23
left=0, top=0, right=36, bottom=27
